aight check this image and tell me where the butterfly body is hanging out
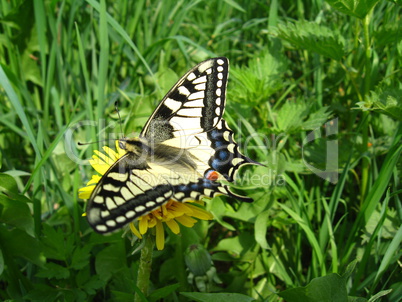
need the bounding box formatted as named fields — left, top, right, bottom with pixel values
left=86, top=57, right=262, bottom=233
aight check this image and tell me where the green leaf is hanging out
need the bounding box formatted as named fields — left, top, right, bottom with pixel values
left=212, top=232, right=257, bottom=261
left=41, top=224, right=69, bottom=261
left=24, top=284, right=60, bottom=302
left=301, top=107, right=332, bottom=130
left=0, top=173, right=18, bottom=194
left=223, top=0, right=246, bottom=13
left=71, top=245, right=91, bottom=270
left=0, top=195, right=34, bottom=236
left=230, top=48, right=288, bottom=106
left=35, top=262, right=70, bottom=279
left=254, top=210, right=270, bottom=249
left=83, top=275, right=105, bottom=295
left=278, top=21, right=346, bottom=60
left=357, top=88, right=402, bottom=121
left=95, top=242, right=127, bottom=281
left=148, top=283, right=180, bottom=302
left=342, top=259, right=358, bottom=279
left=278, top=273, right=348, bottom=302
left=0, top=249, right=4, bottom=276
left=180, top=292, right=256, bottom=302
left=326, top=0, right=380, bottom=19
left=0, top=226, right=43, bottom=267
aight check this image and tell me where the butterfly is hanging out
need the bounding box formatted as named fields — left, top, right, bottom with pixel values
left=86, top=57, right=262, bottom=233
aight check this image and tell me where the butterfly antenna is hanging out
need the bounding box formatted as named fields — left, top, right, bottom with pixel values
left=77, top=139, right=115, bottom=146
left=115, top=101, right=124, bottom=138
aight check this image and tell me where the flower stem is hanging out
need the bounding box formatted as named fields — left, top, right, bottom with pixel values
left=135, top=233, right=155, bottom=301
left=360, top=11, right=372, bottom=204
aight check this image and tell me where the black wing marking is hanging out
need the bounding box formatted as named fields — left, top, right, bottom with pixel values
left=140, top=57, right=229, bottom=143
left=86, top=154, right=174, bottom=233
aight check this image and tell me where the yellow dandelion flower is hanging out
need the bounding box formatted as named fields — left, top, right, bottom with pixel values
left=79, top=141, right=214, bottom=250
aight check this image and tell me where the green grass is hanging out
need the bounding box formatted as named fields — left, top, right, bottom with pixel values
left=0, top=0, right=401, bottom=301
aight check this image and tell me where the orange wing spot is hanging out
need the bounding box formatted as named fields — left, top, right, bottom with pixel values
left=206, top=170, right=219, bottom=181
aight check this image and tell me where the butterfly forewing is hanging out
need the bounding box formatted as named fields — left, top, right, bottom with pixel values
left=86, top=154, right=175, bottom=233
left=141, top=57, right=229, bottom=142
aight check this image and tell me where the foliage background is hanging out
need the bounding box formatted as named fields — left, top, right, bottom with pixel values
left=0, top=0, right=401, bottom=301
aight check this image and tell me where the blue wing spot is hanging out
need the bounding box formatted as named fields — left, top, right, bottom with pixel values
left=189, top=183, right=198, bottom=191
left=211, top=158, right=222, bottom=170
left=202, top=180, right=216, bottom=189
left=177, top=185, right=189, bottom=192
left=213, top=140, right=225, bottom=148
left=210, top=130, right=220, bottom=139
left=218, top=150, right=230, bottom=160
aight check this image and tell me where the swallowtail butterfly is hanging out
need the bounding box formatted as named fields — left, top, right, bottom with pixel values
left=87, top=57, right=262, bottom=233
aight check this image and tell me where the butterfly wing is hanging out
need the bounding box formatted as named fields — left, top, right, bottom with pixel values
left=86, top=57, right=262, bottom=234
left=140, top=57, right=229, bottom=142
left=171, top=119, right=263, bottom=203
left=86, top=153, right=174, bottom=233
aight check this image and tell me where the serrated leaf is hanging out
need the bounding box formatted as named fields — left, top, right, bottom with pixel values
left=180, top=292, right=256, bottom=302
left=278, top=21, right=346, bottom=60
left=326, top=0, right=380, bottom=19
left=275, top=101, right=309, bottom=132
left=278, top=273, right=347, bottom=302
left=24, top=284, right=59, bottom=301
left=95, top=242, right=126, bottom=281
left=301, top=107, right=332, bottom=130
left=41, top=224, right=68, bottom=261
left=83, top=275, right=105, bottom=295
left=71, top=245, right=91, bottom=270
left=361, top=88, right=402, bottom=121
left=229, top=48, right=288, bottom=105
left=35, top=262, right=70, bottom=279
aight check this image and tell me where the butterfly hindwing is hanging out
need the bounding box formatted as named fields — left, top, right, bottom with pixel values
left=141, top=57, right=229, bottom=142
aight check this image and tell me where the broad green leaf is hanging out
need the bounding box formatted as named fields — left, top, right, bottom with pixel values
left=278, top=21, right=346, bottom=60
left=0, top=226, right=44, bottom=267
left=181, top=292, right=256, bottom=302
left=254, top=210, right=270, bottom=249
left=0, top=173, right=18, bottom=194
left=212, top=232, right=257, bottom=261
left=326, top=0, right=380, bottom=19
left=278, top=273, right=348, bottom=301
left=0, top=195, right=34, bottom=236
